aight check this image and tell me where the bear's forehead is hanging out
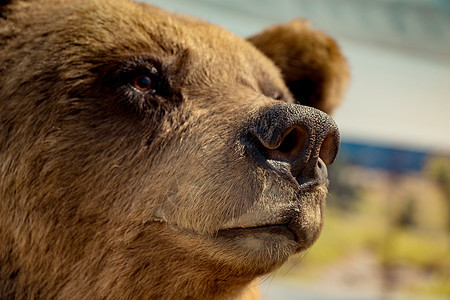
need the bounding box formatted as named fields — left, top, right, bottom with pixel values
left=99, top=2, right=285, bottom=91
left=54, top=1, right=261, bottom=67
left=6, top=0, right=290, bottom=100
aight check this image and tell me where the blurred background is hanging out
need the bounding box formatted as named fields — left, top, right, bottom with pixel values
left=142, top=0, right=449, bottom=299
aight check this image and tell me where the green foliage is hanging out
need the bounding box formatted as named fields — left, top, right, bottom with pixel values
left=379, top=229, right=449, bottom=269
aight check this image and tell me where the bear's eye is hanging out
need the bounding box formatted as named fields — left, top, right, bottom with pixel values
left=274, top=93, right=282, bottom=101
left=273, top=92, right=285, bottom=101
left=133, top=75, right=152, bottom=91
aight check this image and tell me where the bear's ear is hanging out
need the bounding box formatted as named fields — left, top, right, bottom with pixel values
left=248, top=19, right=349, bottom=115
left=0, top=0, right=14, bottom=18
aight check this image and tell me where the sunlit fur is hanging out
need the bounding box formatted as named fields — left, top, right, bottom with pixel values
left=248, top=19, right=350, bottom=114
left=0, top=0, right=349, bottom=299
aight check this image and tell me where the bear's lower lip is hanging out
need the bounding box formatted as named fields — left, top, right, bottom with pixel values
left=217, top=224, right=297, bottom=242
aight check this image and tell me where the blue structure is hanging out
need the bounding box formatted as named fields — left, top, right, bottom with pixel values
left=338, top=141, right=429, bottom=173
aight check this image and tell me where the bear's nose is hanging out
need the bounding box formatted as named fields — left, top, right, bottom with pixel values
left=246, top=103, right=340, bottom=186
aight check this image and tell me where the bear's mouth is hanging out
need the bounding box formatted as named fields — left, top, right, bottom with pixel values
left=218, top=224, right=297, bottom=241
left=215, top=184, right=328, bottom=251
left=217, top=206, right=323, bottom=250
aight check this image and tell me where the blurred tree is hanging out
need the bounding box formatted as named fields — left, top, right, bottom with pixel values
left=426, top=157, right=450, bottom=231
left=327, top=156, right=361, bottom=211
left=395, top=195, right=417, bottom=229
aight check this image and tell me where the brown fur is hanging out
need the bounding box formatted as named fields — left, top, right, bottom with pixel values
left=0, top=0, right=349, bottom=299
left=248, top=19, right=350, bottom=114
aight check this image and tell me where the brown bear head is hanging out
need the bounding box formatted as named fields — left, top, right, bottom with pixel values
left=0, top=0, right=349, bottom=299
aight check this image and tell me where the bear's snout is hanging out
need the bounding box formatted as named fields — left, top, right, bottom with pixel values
left=245, top=103, right=340, bottom=188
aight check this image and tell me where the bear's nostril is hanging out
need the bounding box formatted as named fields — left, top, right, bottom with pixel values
left=250, top=126, right=308, bottom=164
left=270, top=127, right=308, bottom=163
left=319, top=133, right=339, bottom=165
left=275, top=127, right=306, bottom=155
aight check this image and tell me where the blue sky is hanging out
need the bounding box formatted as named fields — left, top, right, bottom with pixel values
left=334, top=39, right=450, bottom=152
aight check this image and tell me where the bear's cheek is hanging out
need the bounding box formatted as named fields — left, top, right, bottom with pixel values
left=137, top=112, right=327, bottom=261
